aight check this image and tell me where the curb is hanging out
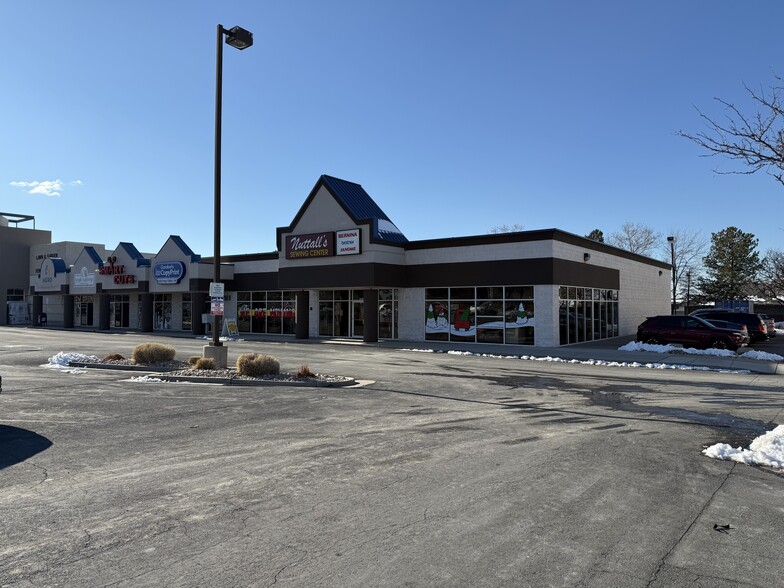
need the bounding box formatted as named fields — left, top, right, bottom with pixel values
left=68, top=362, right=356, bottom=387
left=153, top=375, right=356, bottom=387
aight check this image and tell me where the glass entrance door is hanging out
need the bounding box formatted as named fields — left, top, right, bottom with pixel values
left=319, top=290, right=361, bottom=337
left=318, top=289, right=398, bottom=339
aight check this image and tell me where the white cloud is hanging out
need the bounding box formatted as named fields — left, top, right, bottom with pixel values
left=10, top=179, right=72, bottom=197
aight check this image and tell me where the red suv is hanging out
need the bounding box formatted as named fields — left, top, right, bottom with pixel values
left=636, top=315, right=747, bottom=351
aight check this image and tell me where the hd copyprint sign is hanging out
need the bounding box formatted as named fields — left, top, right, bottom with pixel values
left=153, top=261, right=186, bottom=284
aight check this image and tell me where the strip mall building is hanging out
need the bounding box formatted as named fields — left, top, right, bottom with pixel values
left=25, top=175, right=671, bottom=347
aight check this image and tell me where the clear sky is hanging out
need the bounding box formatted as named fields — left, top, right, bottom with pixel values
left=2, top=1, right=783, bottom=260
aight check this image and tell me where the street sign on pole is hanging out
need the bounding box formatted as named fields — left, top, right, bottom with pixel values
left=210, top=296, right=225, bottom=315
left=210, top=282, right=225, bottom=297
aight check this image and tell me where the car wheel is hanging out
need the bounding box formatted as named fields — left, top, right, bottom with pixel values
left=645, top=336, right=662, bottom=345
left=709, top=338, right=727, bottom=350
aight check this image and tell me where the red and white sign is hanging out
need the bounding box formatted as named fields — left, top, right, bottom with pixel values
left=336, top=228, right=361, bottom=256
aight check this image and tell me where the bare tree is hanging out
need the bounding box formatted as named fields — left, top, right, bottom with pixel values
left=489, top=223, right=524, bottom=234
left=660, top=228, right=709, bottom=304
left=678, top=75, right=784, bottom=186
left=607, top=222, right=661, bottom=257
left=756, top=249, right=784, bottom=306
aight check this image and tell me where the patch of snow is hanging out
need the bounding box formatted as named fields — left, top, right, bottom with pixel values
left=130, top=375, right=166, bottom=383
left=47, top=351, right=100, bottom=366
left=740, top=350, right=784, bottom=361
left=400, top=349, right=750, bottom=374
left=703, top=425, right=784, bottom=469
left=42, top=351, right=99, bottom=373
left=195, top=336, right=244, bottom=342
left=618, top=341, right=736, bottom=357
left=619, top=341, right=783, bottom=361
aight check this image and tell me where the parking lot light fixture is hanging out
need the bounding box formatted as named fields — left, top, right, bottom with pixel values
left=210, top=23, right=253, bottom=355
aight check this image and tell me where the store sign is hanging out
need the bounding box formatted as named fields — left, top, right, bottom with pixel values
left=99, top=256, right=136, bottom=284
left=154, top=261, right=186, bottom=284
left=74, top=266, right=95, bottom=287
left=40, top=258, right=58, bottom=285
left=336, top=228, right=361, bottom=255
left=285, top=232, right=335, bottom=259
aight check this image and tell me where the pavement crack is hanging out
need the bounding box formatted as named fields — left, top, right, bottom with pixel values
left=646, top=463, right=737, bottom=587
left=27, top=461, right=49, bottom=484
left=268, top=547, right=308, bottom=586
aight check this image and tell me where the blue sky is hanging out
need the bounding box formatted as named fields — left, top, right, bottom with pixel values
left=2, top=1, right=783, bottom=260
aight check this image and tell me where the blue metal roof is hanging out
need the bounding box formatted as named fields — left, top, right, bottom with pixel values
left=84, top=246, right=104, bottom=266
left=118, top=242, right=151, bottom=267
left=320, top=175, right=408, bottom=244
left=169, top=235, right=201, bottom=263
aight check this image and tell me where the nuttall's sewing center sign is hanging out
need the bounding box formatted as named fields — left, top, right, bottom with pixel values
left=285, top=232, right=335, bottom=259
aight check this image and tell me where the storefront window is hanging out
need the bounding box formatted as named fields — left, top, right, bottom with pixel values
left=182, top=293, right=192, bottom=331
left=425, top=286, right=534, bottom=345
left=74, top=295, right=93, bottom=327
left=378, top=289, right=398, bottom=339
left=154, top=294, right=172, bottom=330
left=237, top=292, right=251, bottom=332
left=235, top=290, right=297, bottom=335
left=559, top=287, right=619, bottom=344
left=110, top=294, right=130, bottom=328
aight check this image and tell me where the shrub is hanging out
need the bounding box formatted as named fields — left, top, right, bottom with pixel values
left=103, top=353, right=125, bottom=361
left=187, top=355, right=201, bottom=366
left=192, top=357, right=215, bottom=370
left=296, top=364, right=316, bottom=378
left=131, top=342, right=176, bottom=364
left=236, top=353, right=280, bottom=377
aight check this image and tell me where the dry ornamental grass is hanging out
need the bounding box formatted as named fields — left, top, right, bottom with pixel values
left=236, top=353, right=280, bottom=377
left=131, top=343, right=176, bottom=364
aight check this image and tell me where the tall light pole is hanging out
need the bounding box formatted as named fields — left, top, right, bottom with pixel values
left=686, top=269, right=691, bottom=315
left=667, top=236, right=676, bottom=314
left=207, top=24, right=253, bottom=364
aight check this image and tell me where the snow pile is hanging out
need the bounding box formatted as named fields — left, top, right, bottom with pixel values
left=703, top=425, right=784, bottom=469
left=43, top=351, right=100, bottom=373
left=620, top=341, right=782, bottom=361
left=400, top=349, right=750, bottom=374
left=618, top=341, right=736, bottom=357
left=740, top=350, right=784, bottom=361
left=130, top=375, right=166, bottom=383
left=47, top=351, right=100, bottom=366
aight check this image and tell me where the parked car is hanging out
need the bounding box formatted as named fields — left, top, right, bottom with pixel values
left=636, top=315, right=747, bottom=350
left=689, top=310, right=769, bottom=343
left=759, top=314, right=777, bottom=338
left=702, top=319, right=750, bottom=345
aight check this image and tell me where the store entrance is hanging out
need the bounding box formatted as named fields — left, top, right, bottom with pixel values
left=318, top=289, right=398, bottom=339
left=319, top=290, right=358, bottom=337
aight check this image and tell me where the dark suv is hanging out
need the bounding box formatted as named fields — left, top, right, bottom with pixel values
left=636, top=315, right=747, bottom=350
left=689, top=310, right=769, bottom=342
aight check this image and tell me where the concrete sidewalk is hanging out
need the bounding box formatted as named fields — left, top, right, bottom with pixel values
left=296, top=335, right=784, bottom=376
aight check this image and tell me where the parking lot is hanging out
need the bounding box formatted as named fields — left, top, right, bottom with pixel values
left=2, top=327, right=783, bottom=587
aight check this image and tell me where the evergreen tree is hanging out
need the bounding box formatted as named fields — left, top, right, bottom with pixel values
left=585, top=229, right=604, bottom=243
left=697, top=227, right=761, bottom=301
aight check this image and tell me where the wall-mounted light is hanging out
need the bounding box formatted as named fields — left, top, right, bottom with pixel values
left=659, top=270, right=663, bottom=276
left=584, top=253, right=591, bottom=262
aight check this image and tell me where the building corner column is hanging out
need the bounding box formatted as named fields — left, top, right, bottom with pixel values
left=295, top=290, right=309, bottom=339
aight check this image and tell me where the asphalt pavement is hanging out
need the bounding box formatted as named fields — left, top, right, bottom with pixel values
left=1, top=327, right=783, bottom=587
